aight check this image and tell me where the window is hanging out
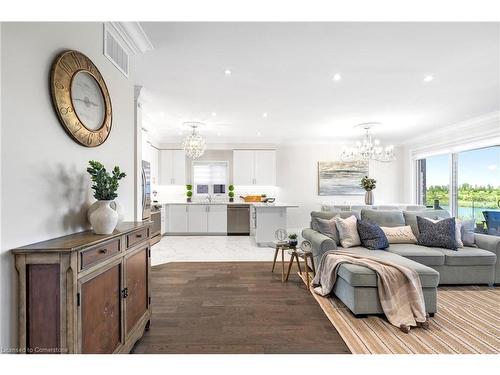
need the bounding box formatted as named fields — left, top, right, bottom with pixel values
left=417, top=146, right=500, bottom=235
left=457, top=147, right=500, bottom=230
left=192, top=161, right=228, bottom=195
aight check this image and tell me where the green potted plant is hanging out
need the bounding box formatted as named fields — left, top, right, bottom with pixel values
left=360, top=176, right=376, bottom=205
left=186, top=184, right=193, bottom=202
left=228, top=184, right=235, bottom=202
left=86, top=160, right=126, bottom=234
left=288, top=233, right=298, bottom=247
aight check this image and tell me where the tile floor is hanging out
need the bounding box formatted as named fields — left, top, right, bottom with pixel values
left=151, top=235, right=291, bottom=266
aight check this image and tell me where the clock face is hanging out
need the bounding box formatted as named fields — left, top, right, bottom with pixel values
left=50, top=50, right=112, bottom=147
left=71, top=71, right=105, bottom=131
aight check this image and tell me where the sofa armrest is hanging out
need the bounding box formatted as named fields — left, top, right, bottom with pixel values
left=475, top=233, right=500, bottom=285
left=302, top=228, right=337, bottom=267
left=475, top=233, right=500, bottom=255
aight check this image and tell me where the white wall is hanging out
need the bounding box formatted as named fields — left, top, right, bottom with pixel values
left=276, top=144, right=405, bottom=233
left=0, top=23, right=136, bottom=350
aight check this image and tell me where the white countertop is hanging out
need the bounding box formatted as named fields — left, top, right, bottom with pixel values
left=155, top=201, right=298, bottom=208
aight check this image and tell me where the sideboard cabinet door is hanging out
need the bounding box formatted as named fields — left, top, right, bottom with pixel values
left=80, top=263, right=122, bottom=353
left=125, top=246, right=149, bottom=336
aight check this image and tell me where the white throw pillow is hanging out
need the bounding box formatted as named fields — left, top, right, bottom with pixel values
left=424, top=217, right=463, bottom=248
left=334, top=215, right=361, bottom=248
left=381, top=225, right=417, bottom=244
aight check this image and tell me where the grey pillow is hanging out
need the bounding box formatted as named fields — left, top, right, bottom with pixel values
left=314, top=217, right=340, bottom=244
left=417, top=216, right=457, bottom=250
left=461, top=219, right=476, bottom=247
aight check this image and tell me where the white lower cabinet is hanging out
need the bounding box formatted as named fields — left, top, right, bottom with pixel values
left=166, top=204, right=227, bottom=234
left=188, top=205, right=208, bottom=233
left=207, top=205, right=227, bottom=233
left=167, top=205, right=188, bottom=233
left=254, top=207, right=287, bottom=246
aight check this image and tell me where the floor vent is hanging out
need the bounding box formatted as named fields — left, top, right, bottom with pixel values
left=104, top=25, right=129, bottom=77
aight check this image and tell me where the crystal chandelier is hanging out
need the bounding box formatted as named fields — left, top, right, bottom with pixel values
left=182, top=122, right=206, bottom=159
left=341, top=123, right=395, bottom=163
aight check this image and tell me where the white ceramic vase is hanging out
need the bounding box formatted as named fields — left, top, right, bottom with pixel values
left=89, top=200, right=119, bottom=234
left=88, top=200, right=124, bottom=226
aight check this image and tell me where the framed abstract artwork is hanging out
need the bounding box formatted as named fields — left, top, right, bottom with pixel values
left=318, top=160, right=368, bottom=195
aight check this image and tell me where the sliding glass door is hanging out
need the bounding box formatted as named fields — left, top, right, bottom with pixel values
left=417, top=145, right=500, bottom=235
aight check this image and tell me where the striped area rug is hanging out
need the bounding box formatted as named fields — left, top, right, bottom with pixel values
left=299, top=273, right=500, bottom=354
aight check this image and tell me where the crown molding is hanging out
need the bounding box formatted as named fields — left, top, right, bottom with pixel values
left=108, top=22, right=153, bottom=55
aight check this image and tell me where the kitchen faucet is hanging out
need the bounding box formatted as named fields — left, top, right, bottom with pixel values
left=206, top=194, right=212, bottom=203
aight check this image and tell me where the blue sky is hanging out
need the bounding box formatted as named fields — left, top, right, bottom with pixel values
left=426, top=146, right=500, bottom=186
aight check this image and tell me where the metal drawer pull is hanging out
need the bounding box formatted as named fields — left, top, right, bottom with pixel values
left=99, top=249, right=108, bottom=254
left=121, top=288, right=128, bottom=298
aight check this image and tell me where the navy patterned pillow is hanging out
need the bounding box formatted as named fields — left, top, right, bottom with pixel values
left=356, top=219, right=389, bottom=250
left=417, top=216, right=457, bottom=250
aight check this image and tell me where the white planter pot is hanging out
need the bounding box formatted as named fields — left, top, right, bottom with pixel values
left=88, top=200, right=124, bottom=226
left=89, top=200, right=119, bottom=234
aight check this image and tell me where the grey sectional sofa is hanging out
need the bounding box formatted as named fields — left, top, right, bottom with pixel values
left=302, top=209, right=500, bottom=316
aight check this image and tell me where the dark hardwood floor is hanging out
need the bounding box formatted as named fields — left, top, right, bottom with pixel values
left=132, top=261, right=350, bottom=354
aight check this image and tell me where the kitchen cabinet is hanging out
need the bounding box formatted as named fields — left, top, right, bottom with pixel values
left=167, top=204, right=188, bottom=233
left=187, top=205, right=208, bottom=233
left=233, top=150, right=276, bottom=186
left=166, top=204, right=227, bottom=234
left=254, top=206, right=287, bottom=246
left=207, top=205, right=228, bottom=233
left=159, top=149, right=186, bottom=185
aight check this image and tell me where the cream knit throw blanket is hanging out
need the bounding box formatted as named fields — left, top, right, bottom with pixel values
left=312, top=250, right=429, bottom=332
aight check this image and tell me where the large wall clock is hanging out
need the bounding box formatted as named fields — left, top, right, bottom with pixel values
left=50, top=50, right=112, bottom=147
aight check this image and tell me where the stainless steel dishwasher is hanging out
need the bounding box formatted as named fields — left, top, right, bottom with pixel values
left=227, top=205, right=250, bottom=235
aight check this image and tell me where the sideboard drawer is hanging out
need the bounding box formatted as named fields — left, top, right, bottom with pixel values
left=80, top=239, right=120, bottom=270
left=126, top=228, right=149, bottom=249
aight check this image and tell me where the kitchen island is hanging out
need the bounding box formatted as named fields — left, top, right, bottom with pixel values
left=158, top=201, right=297, bottom=246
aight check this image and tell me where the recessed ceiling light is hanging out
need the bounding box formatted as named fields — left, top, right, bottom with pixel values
left=262, top=112, right=268, bottom=118
left=224, top=69, right=232, bottom=76
left=333, top=73, right=342, bottom=81
left=424, top=75, right=434, bottom=82
left=211, top=112, right=217, bottom=117
left=257, top=131, right=262, bottom=136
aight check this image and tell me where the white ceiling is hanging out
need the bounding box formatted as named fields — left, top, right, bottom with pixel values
left=135, top=22, right=499, bottom=145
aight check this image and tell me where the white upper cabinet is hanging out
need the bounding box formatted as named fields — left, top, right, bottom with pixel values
left=233, top=150, right=276, bottom=186
left=159, top=149, right=186, bottom=185
left=233, top=150, right=255, bottom=185
left=254, top=150, right=276, bottom=186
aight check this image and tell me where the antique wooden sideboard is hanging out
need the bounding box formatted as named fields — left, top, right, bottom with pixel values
left=12, top=222, right=152, bottom=354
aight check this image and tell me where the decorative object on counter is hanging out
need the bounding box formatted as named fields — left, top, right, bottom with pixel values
left=86, top=160, right=126, bottom=234
left=240, top=195, right=263, bottom=202
left=318, top=160, right=368, bottom=196
left=360, top=175, right=376, bottom=205
left=340, top=122, right=395, bottom=163
left=186, top=184, right=193, bottom=202
left=87, top=200, right=124, bottom=226
left=288, top=233, right=298, bottom=247
left=261, top=194, right=267, bottom=202
left=275, top=228, right=288, bottom=244
left=50, top=50, right=112, bottom=147
left=262, top=197, right=276, bottom=204
left=228, top=184, right=235, bottom=202
left=182, top=122, right=206, bottom=159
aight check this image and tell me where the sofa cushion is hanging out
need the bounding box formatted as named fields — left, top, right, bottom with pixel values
left=314, top=217, right=340, bottom=244
left=381, top=226, right=417, bottom=244
left=361, top=209, right=405, bottom=227
left=404, top=209, right=451, bottom=236
left=311, top=210, right=360, bottom=221
left=437, top=247, right=497, bottom=266
left=335, top=215, right=361, bottom=248
left=386, top=244, right=445, bottom=266
left=334, top=247, right=440, bottom=288
left=417, top=216, right=458, bottom=250
left=357, top=219, right=389, bottom=250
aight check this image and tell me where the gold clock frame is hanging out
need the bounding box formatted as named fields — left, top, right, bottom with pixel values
left=50, top=50, right=112, bottom=147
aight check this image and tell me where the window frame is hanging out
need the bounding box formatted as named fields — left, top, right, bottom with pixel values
left=191, top=160, right=229, bottom=197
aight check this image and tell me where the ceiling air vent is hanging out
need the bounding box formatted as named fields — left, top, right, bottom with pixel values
left=104, top=25, right=129, bottom=77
